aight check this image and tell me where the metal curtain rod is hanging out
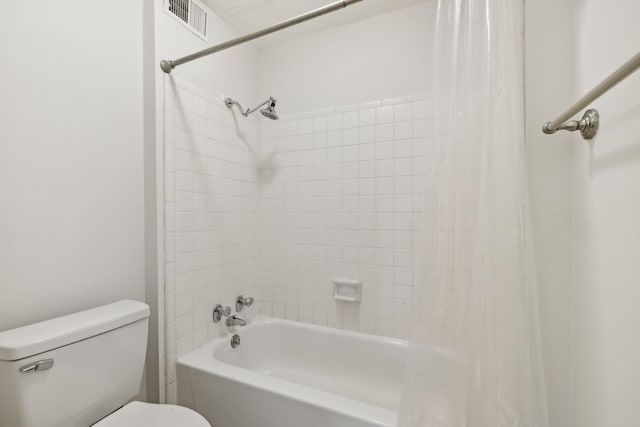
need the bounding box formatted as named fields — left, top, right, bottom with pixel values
left=543, top=51, right=640, bottom=140
left=160, top=0, right=364, bottom=74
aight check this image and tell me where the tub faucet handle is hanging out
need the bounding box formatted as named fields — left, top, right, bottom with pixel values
left=236, top=295, right=254, bottom=312
left=213, top=304, right=231, bottom=323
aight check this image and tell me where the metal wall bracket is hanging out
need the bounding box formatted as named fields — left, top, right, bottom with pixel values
left=543, top=109, right=599, bottom=140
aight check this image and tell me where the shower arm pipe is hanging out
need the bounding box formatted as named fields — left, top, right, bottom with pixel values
left=226, top=97, right=274, bottom=116
left=543, top=51, right=640, bottom=140
left=224, top=99, right=248, bottom=116
left=160, top=0, right=365, bottom=74
left=244, top=97, right=275, bottom=116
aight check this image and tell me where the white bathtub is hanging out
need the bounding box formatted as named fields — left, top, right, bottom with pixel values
left=177, top=317, right=407, bottom=427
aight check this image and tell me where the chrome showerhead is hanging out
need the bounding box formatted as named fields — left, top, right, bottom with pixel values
left=224, top=96, right=279, bottom=120
left=260, top=98, right=278, bottom=120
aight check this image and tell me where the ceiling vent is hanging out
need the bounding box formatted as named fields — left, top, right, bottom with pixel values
left=166, top=0, right=209, bottom=40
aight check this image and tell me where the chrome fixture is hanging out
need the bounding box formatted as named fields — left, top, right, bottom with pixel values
left=235, top=295, right=254, bottom=312
left=543, top=51, right=640, bottom=140
left=225, top=97, right=279, bottom=120
left=213, top=304, right=231, bottom=323
left=19, top=359, right=54, bottom=373
left=160, top=0, right=364, bottom=73
left=230, top=334, right=241, bottom=348
left=543, top=109, right=599, bottom=140
left=225, top=315, right=246, bottom=327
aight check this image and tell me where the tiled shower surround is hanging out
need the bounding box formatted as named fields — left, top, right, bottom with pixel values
left=163, top=78, right=262, bottom=401
left=163, top=77, right=432, bottom=400
left=256, top=97, right=431, bottom=337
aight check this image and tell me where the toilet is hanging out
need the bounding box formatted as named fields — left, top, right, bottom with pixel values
left=0, top=300, right=211, bottom=427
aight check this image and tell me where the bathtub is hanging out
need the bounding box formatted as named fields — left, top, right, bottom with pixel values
left=177, top=317, right=407, bottom=427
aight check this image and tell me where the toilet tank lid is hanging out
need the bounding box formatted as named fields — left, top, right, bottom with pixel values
left=0, top=300, right=150, bottom=361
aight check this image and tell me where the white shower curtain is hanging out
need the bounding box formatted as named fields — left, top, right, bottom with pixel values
left=397, top=0, right=549, bottom=426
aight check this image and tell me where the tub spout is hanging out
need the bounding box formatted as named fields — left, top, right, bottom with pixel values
left=225, top=315, right=246, bottom=327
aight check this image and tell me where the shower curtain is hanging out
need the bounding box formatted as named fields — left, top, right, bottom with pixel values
left=397, top=0, right=549, bottom=426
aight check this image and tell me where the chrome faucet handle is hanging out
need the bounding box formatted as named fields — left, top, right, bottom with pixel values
left=235, top=295, right=254, bottom=312
left=213, top=304, right=231, bottom=323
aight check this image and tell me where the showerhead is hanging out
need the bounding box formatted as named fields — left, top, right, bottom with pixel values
left=224, top=96, right=279, bottom=120
left=260, top=98, right=279, bottom=120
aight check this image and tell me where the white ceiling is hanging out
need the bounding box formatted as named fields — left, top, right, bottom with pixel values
left=201, top=0, right=429, bottom=46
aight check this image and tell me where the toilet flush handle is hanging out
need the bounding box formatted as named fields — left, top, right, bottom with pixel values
left=19, top=359, right=54, bottom=373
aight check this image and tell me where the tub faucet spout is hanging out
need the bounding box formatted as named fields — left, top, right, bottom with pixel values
left=225, top=315, right=246, bottom=327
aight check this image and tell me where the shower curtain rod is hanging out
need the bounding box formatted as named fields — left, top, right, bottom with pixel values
left=542, top=51, right=640, bottom=140
left=160, top=0, right=364, bottom=74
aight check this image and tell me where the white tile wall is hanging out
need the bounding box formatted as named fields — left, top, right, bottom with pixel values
left=163, top=78, right=262, bottom=402
left=256, top=94, right=433, bottom=340
left=163, top=81, right=433, bottom=401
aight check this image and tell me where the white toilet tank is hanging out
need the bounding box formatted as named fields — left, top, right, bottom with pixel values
left=0, top=300, right=150, bottom=427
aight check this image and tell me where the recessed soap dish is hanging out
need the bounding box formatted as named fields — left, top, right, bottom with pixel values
left=333, top=278, right=362, bottom=302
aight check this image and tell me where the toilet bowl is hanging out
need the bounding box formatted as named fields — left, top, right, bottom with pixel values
left=94, top=402, right=210, bottom=427
left=0, top=300, right=211, bottom=427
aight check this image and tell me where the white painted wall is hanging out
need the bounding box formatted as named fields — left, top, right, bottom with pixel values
left=257, top=3, right=434, bottom=115
left=571, top=1, right=640, bottom=426
left=0, top=1, right=145, bottom=331
left=524, top=1, right=575, bottom=426
left=144, top=0, right=162, bottom=404
left=201, top=0, right=427, bottom=47
left=528, top=1, right=640, bottom=425
left=155, top=1, right=258, bottom=104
